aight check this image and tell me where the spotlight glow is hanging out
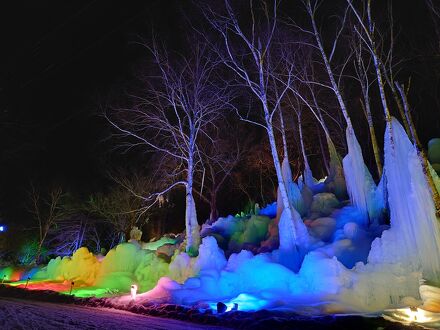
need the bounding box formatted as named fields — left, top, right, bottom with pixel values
left=130, top=284, right=138, bottom=300
left=383, top=307, right=440, bottom=325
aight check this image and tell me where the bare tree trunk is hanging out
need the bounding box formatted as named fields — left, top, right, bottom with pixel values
left=34, top=225, right=50, bottom=263
left=347, top=0, right=392, bottom=125
left=352, top=27, right=383, bottom=178
left=308, top=1, right=376, bottom=210
left=35, top=241, right=44, bottom=264
left=313, top=100, right=343, bottom=181
left=372, top=54, right=391, bottom=125
left=278, top=105, right=289, bottom=161
left=297, top=111, right=314, bottom=187
left=317, top=124, right=330, bottom=175
left=300, top=86, right=347, bottom=198
left=360, top=98, right=383, bottom=177
left=383, top=70, right=411, bottom=135
left=209, top=191, right=218, bottom=224
left=266, top=111, right=293, bottom=218
left=185, top=141, right=201, bottom=255
left=307, top=1, right=352, bottom=130
left=205, top=0, right=310, bottom=252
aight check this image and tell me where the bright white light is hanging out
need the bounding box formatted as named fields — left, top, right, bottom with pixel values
left=403, top=307, right=432, bottom=323
left=131, top=284, right=138, bottom=300
left=208, top=293, right=268, bottom=313
left=383, top=307, right=436, bottom=324
left=0, top=226, right=4, bottom=232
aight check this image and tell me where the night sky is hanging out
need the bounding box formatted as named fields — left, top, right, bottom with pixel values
left=0, top=0, right=184, bottom=222
left=0, top=0, right=439, bottom=225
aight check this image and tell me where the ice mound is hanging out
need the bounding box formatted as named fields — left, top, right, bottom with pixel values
left=258, top=202, right=277, bottom=218
left=310, top=193, right=339, bottom=217
left=201, top=214, right=271, bottom=254
left=133, top=118, right=440, bottom=314
left=34, top=243, right=169, bottom=293
left=15, top=118, right=440, bottom=316
left=307, top=217, right=336, bottom=242
left=95, top=243, right=168, bottom=292
left=169, top=252, right=196, bottom=283
left=142, top=236, right=179, bottom=251
left=34, top=247, right=99, bottom=285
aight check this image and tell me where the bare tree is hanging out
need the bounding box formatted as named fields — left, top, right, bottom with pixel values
left=294, top=100, right=315, bottom=188
left=302, top=0, right=354, bottom=131
left=425, top=0, right=440, bottom=52
left=86, top=167, right=181, bottom=248
left=346, top=0, right=392, bottom=124
left=106, top=40, right=232, bottom=255
left=234, top=139, right=278, bottom=206
left=205, top=0, right=310, bottom=253
left=194, top=125, right=245, bottom=224
left=351, top=26, right=383, bottom=177
left=46, top=214, right=90, bottom=256
left=299, top=0, right=379, bottom=222
left=278, top=43, right=347, bottom=199
left=87, top=174, right=149, bottom=244
left=347, top=0, right=440, bottom=216
left=29, top=185, right=66, bottom=263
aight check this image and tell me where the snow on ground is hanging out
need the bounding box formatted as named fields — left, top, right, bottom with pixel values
left=0, top=298, right=230, bottom=330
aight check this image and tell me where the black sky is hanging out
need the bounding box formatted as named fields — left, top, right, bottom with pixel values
left=0, top=0, right=439, bottom=224
left=0, top=0, right=184, bottom=221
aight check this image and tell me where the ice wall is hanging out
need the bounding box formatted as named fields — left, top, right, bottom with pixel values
left=23, top=117, right=440, bottom=313
left=343, top=128, right=379, bottom=226
left=325, top=137, right=347, bottom=200
left=368, top=118, right=440, bottom=281
left=34, top=243, right=169, bottom=293
left=34, top=247, right=99, bottom=285
left=281, top=158, right=307, bottom=216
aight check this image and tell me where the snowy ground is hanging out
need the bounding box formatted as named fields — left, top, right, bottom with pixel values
left=0, top=298, right=230, bottom=330
left=0, top=288, right=427, bottom=330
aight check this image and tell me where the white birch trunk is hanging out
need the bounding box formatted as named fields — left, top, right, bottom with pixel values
left=297, top=113, right=315, bottom=188
left=266, top=111, right=309, bottom=247
left=308, top=3, right=376, bottom=214
left=185, top=188, right=200, bottom=256
left=185, top=138, right=200, bottom=255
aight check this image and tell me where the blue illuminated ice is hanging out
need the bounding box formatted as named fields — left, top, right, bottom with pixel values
left=132, top=118, right=440, bottom=314
left=342, top=128, right=378, bottom=225
left=31, top=117, right=440, bottom=316
left=368, top=118, right=440, bottom=280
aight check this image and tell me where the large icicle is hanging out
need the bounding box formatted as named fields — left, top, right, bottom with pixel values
left=281, top=158, right=307, bottom=217
left=275, top=158, right=310, bottom=270
left=281, top=158, right=310, bottom=246
left=278, top=208, right=303, bottom=272
left=368, top=118, right=440, bottom=281
left=325, top=137, right=347, bottom=200
left=343, top=128, right=378, bottom=226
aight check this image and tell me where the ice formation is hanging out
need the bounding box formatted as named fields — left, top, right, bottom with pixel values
left=185, top=194, right=200, bottom=256
left=342, top=128, right=378, bottom=225
left=368, top=118, right=440, bottom=281
left=4, top=118, right=440, bottom=319
left=325, top=137, right=347, bottom=200
left=29, top=243, right=168, bottom=295
left=281, top=157, right=307, bottom=217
